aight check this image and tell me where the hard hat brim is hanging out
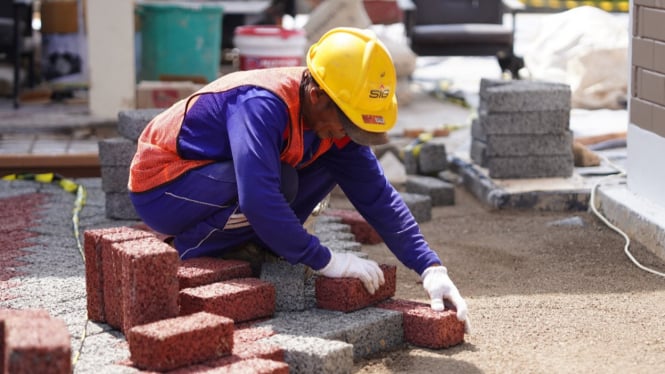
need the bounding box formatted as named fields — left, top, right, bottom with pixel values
left=337, top=107, right=390, bottom=146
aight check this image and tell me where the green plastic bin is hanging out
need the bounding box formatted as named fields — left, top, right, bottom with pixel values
left=137, top=1, right=224, bottom=83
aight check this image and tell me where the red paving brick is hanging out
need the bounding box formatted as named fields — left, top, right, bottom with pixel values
left=0, top=193, right=46, bottom=300
left=99, top=227, right=156, bottom=329
left=1, top=310, right=71, bottom=374
left=128, top=311, right=234, bottom=372
left=83, top=227, right=129, bottom=322
left=315, top=264, right=397, bottom=312
left=209, top=358, right=289, bottom=373
left=324, top=208, right=383, bottom=244
left=177, top=257, right=253, bottom=289
left=117, top=237, right=180, bottom=336
left=376, top=298, right=465, bottom=349
left=179, top=278, right=276, bottom=323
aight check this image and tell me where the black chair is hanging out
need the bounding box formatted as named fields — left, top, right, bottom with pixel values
left=403, top=0, right=525, bottom=77
left=0, top=0, right=36, bottom=108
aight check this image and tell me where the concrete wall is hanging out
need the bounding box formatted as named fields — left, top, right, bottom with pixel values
left=628, top=0, right=665, bottom=208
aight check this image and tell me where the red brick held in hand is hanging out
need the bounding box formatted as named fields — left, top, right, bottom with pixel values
left=316, top=264, right=396, bottom=312
left=128, top=311, right=234, bottom=372
left=178, top=257, right=253, bottom=289
left=376, top=298, right=465, bottom=349
left=179, top=278, right=276, bottom=323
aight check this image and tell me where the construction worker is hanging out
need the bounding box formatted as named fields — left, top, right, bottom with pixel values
left=128, top=27, right=469, bottom=330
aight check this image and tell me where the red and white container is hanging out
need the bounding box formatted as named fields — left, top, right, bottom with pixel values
left=233, top=26, right=307, bottom=71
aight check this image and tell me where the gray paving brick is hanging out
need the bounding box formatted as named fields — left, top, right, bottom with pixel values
left=417, top=141, right=448, bottom=175
left=263, top=334, right=354, bottom=374
left=117, top=109, right=164, bottom=141
left=105, top=192, right=139, bottom=220
left=399, top=192, right=432, bottom=223
left=479, top=78, right=571, bottom=112
left=100, top=165, right=129, bottom=193
left=487, top=154, right=574, bottom=179
left=97, top=137, right=137, bottom=166
left=485, top=131, right=573, bottom=157
left=333, top=307, right=404, bottom=361
left=478, top=110, right=570, bottom=135
left=471, top=118, right=486, bottom=141
left=260, top=260, right=316, bottom=312
left=316, top=231, right=356, bottom=242
left=470, top=139, right=488, bottom=167
left=406, top=175, right=455, bottom=206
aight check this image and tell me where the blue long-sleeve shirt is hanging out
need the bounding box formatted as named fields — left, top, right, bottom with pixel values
left=178, top=86, right=442, bottom=275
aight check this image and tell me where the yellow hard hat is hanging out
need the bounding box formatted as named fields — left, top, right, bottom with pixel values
left=306, top=27, right=398, bottom=135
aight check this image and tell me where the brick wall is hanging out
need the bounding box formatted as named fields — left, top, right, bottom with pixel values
left=631, top=0, right=665, bottom=138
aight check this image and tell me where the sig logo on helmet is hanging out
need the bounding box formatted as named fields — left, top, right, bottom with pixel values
left=369, top=85, right=390, bottom=99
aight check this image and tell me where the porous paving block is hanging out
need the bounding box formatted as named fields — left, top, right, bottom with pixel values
left=178, top=257, right=253, bottom=289
left=128, top=311, right=234, bottom=372
left=207, top=325, right=284, bottom=367
left=91, top=226, right=155, bottom=325
left=264, top=334, right=354, bottom=374
left=324, top=209, right=382, bottom=244
left=315, top=230, right=356, bottom=243
left=0, top=309, right=51, bottom=372
left=479, top=78, right=571, bottom=112
left=316, top=264, right=396, bottom=312
left=399, top=192, right=432, bottom=223
left=3, top=312, right=71, bottom=374
left=376, top=298, right=465, bottom=349
left=179, top=278, right=276, bottom=323
left=100, top=165, right=130, bottom=193
left=211, top=358, right=289, bottom=374
left=117, top=108, right=164, bottom=141
left=487, top=154, right=574, bottom=179
left=406, top=175, right=455, bottom=206
left=260, top=260, right=315, bottom=312
left=470, top=139, right=488, bottom=167
left=116, top=236, right=180, bottom=335
left=105, top=191, right=140, bottom=220
left=83, top=226, right=128, bottom=322
left=417, top=141, right=448, bottom=175
left=485, top=131, right=573, bottom=157
left=313, top=222, right=352, bottom=235
left=325, top=239, right=363, bottom=253
left=478, top=110, right=571, bottom=135
left=333, top=307, right=404, bottom=360
left=97, top=137, right=137, bottom=166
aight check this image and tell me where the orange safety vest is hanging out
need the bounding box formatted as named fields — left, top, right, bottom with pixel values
left=129, top=67, right=335, bottom=193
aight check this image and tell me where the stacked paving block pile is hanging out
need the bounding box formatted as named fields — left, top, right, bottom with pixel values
left=80, top=219, right=465, bottom=372
left=470, top=78, right=574, bottom=179
left=98, top=109, right=163, bottom=220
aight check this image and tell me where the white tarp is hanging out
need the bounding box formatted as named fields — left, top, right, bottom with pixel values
left=524, top=6, right=629, bottom=109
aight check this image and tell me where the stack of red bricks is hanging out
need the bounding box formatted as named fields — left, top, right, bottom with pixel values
left=82, top=225, right=465, bottom=372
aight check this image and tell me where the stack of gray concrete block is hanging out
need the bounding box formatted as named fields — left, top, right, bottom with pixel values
left=470, top=79, right=574, bottom=179
left=98, top=109, right=163, bottom=219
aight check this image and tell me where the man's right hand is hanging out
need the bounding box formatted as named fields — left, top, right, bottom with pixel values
left=318, top=251, right=385, bottom=294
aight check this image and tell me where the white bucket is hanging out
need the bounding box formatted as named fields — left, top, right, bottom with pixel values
left=233, top=26, right=307, bottom=70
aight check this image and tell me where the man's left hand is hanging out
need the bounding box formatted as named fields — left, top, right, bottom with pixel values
left=421, top=265, right=471, bottom=334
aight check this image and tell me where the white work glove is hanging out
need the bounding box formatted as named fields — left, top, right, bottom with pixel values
left=422, top=266, right=471, bottom=334
left=318, top=251, right=385, bottom=294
